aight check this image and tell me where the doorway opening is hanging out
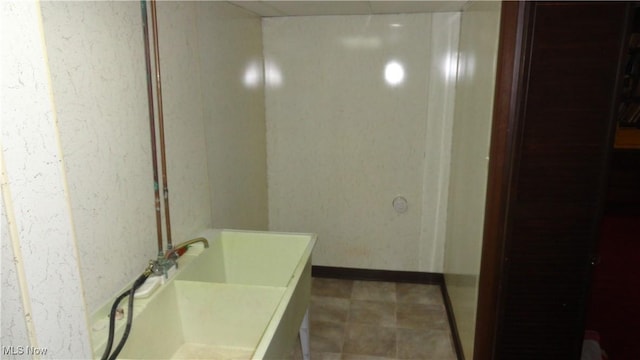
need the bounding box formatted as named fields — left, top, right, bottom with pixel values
left=584, top=5, right=640, bottom=359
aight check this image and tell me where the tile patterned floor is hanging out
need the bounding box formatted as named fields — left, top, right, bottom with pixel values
left=304, top=277, right=458, bottom=360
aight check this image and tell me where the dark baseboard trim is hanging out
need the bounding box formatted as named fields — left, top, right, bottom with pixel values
left=311, top=265, right=444, bottom=284
left=441, top=279, right=465, bottom=360
left=311, top=266, right=464, bottom=360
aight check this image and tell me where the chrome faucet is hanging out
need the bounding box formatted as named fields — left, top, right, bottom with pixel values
left=164, top=237, right=209, bottom=260
left=150, top=237, right=210, bottom=278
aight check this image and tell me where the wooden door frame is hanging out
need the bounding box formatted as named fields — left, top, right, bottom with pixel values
left=474, top=1, right=631, bottom=358
left=473, top=1, right=528, bottom=358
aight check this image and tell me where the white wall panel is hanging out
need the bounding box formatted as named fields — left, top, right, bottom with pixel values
left=264, top=13, right=458, bottom=271
left=1, top=2, right=91, bottom=356
left=444, top=2, right=502, bottom=357
left=41, top=1, right=159, bottom=314
left=197, top=2, right=269, bottom=231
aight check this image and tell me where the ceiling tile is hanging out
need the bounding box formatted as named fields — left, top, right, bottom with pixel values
left=228, top=1, right=286, bottom=17
left=228, top=0, right=469, bottom=17
left=265, top=1, right=371, bottom=16
left=370, top=1, right=467, bottom=14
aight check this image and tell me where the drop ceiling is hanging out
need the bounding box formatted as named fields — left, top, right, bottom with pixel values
left=228, top=1, right=469, bottom=17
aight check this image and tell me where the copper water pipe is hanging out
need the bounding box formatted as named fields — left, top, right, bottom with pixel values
left=150, top=0, right=173, bottom=249
left=140, top=0, right=163, bottom=255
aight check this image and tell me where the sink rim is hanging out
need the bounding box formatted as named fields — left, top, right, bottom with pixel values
left=175, top=228, right=316, bottom=287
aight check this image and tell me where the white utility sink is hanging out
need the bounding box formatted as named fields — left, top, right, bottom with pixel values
left=175, top=229, right=314, bottom=287
left=91, top=229, right=316, bottom=359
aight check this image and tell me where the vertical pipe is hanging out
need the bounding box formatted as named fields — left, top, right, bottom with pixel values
left=150, top=0, right=173, bottom=249
left=140, top=0, right=163, bottom=255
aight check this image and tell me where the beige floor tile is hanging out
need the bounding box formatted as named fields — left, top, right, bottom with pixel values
left=349, top=300, right=396, bottom=327
left=309, top=278, right=458, bottom=360
left=343, top=324, right=397, bottom=358
left=397, top=328, right=456, bottom=360
left=396, top=283, right=444, bottom=307
left=311, top=352, right=343, bottom=360
left=311, top=296, right=351, bottom=323
left=313, top=278, right=354, bottom=298
left=351, top=281, right=396, bottom=302
left=397, top=303, right=449, bottom=331
left=342, top=354, right=396, bottom=360
left=310, top=321, right=346, bottom=353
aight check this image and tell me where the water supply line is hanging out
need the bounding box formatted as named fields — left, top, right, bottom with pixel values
left=140, top=0, right=163, bottom=256
left=100, top=261, right=154, bottom=360
left=150, top=0, right=173, bottom=250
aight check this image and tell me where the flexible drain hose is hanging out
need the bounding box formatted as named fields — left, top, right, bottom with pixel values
left=101, top=270, right=151, bottom=360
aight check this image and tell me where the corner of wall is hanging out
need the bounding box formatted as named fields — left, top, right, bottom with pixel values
left=1, top=1, right=91, bottom=356
left=442, top=1, right=502, bottom=358
left=419, top=11, right=461, bottom=273
left=196, top=2, right=269, bottom=231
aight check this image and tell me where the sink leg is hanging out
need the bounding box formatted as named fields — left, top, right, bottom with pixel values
left=299, top=308, right=310, bottom=360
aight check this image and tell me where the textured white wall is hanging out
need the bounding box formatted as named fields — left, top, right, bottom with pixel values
left=264, top=13, right=458, bottom=272
left=196, top=2, right=268, bottom=231
left=444, top=1, right=502, bottom=358
left=156, top=2, right=213, bottom=243
left=1, top=1, right=91, bottom=356
left=40, top=1, right=160, bottom=315
left=38, top=0, right=267, bottom=321
left=1, top=200, right=30, bottom=354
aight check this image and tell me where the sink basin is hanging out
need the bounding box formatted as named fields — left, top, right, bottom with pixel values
left=176, top=229, right=313, bottom=287
left=92, top=229, right=316, bottom=359
left=118, top=281, right=285, bottom=359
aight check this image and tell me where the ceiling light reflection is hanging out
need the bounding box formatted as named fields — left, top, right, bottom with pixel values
left=242, top=60, right=263, bottom=89
left=458, top=52, right=476, bottom=80
left=265, top=59, right=283, bottom=89
left=441, top=52, right=459, bottom=82
left=340, top=36, right=382, bottom=50
left=384, top=60, right=405, bottom=87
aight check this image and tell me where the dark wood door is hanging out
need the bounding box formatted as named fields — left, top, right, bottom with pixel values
left=477, top=2, right=631, bottom=359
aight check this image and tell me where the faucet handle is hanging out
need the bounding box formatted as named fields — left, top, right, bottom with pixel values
left=148, top=259, right=163, bottom=276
